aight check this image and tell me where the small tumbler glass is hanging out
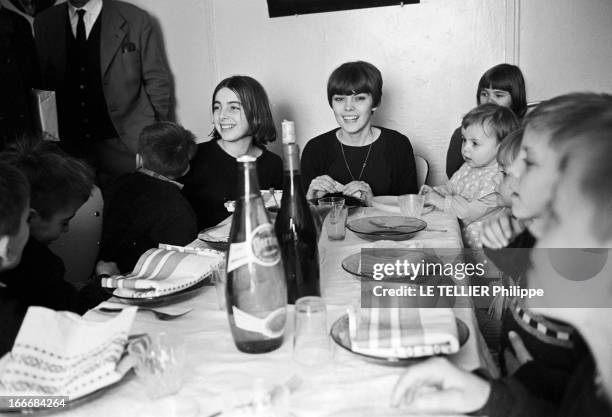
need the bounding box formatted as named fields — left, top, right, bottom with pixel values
left=211, top=262, right=227, bottom=311
left=128, top=333, right=186, bottom=399
left=324, top=205, right=348, bottom=241
left=398, top=194, right=425, bottom=218
left=293, top=296, right=330, bottom=367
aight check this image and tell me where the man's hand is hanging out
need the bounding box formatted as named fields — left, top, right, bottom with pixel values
left=391, top=357, right=491, bottom=413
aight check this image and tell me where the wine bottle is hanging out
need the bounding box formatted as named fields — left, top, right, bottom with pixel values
left=226, top=154, right=287, bottom=354
left=275, top=120, right=321, bottom=304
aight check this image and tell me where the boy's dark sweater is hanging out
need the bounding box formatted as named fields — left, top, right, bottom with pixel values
left=483, top=229, right=579, bottom=403
left=476, top=346, right=612, bottom=417
left=99, top=172, right=198, bottom=273
left=0, top=237, right=107, bottom=354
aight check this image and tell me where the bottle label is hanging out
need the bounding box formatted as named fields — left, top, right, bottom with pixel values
left=232, top=306, right=286, bottom=338
left=227, top=241, right=249, bottom=273
left=250, top=224, right=281, bottom=266
left=227, top=223, right=281, bottom=272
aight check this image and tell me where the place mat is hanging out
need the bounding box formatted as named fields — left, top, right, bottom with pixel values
left=0, top=307, right=136, bottom=401
left=101, top=244, right=223, bottom=299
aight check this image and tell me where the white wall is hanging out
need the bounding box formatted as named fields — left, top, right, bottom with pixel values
left=128, top=0, right=217, bottom=142
left=518, top=0, right=612, bottom=101
left=208, top=0, right=508, bottom=184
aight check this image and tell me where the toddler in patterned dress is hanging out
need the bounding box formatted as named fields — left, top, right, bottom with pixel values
left=422, top=103, right=519, bottom=247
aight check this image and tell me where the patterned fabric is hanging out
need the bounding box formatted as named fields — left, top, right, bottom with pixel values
left=510, top=298, right=574, bottom=347
left=434, top=162, right=504, bottom=248
left=101, top=245, right=223, bottom=298
left=348, top=307, right=460, bottom=358
left=0, top=306, right=135, bottom=400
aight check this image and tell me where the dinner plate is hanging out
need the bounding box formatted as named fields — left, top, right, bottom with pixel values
left=107, top=277, right=210, bottom=307
left=371, top=195, right=434, bottom=215
left=346, top=216, right=427, bottom=241
left=341, top=250, right=435, bottom=280
left=0, top=370, right=133, bottom=415
left=330, top=314, right=469, bottom=366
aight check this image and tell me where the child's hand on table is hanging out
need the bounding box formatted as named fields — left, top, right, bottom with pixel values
left=391, top=357, right=491, bottom=413
left=96, top=260, right=120, bottom=277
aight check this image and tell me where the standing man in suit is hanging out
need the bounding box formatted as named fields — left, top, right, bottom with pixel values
left=34, top=0, right=172, bottom=186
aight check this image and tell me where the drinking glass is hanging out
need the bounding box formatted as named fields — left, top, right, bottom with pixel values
left=324, top=205, right=348, bottom=241
left=293, top=296, right=331, bottom=367
left=398, top=194, right=425, bottom=218
left=211, top=262, right=227, bottom=311
left=128, top=333, right=186, bottom=399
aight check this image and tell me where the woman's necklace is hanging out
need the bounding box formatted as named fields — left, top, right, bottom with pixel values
left=338, top=131, right=374, bottom=181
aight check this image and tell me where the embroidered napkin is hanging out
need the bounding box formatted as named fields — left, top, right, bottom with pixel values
left=101, top=244, right=223, bottom=298
left=0, top=306, right=136, bottom=400
left=224, top=190, right=282, bottom=213
left=348, top=307, right=460, bottom=358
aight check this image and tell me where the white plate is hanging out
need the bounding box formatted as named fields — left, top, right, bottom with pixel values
left=371, top=196, right=434, bottom=215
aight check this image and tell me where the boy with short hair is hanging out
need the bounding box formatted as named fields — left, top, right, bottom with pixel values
left=97, top=122, right=198, bottom=275
left=0, top=138, right=97, bottom=315
left=0, top=162, right=30, bottom=354
left=391, top=93, right=612, bottom=417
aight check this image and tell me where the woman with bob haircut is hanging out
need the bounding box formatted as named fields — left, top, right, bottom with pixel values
left=301, top=61, right=417, bottom=204
left=182, top=75, right=282, bottom=229
left=446, top=63, right=527, bottom=178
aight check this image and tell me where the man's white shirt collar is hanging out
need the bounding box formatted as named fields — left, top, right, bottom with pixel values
left=68, top=0, right=103, bottom=40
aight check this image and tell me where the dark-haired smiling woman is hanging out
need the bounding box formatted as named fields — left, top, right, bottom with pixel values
left=181, top=76, right=282, bottom=229
left=301, top=61, right=417, bottom=205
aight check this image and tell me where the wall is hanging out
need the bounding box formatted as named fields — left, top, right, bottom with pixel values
left=208, top=0, right=508, bottom=184
left=128, top=0, right=217, bottom=141
left=518, top=0, right=612, bottom=101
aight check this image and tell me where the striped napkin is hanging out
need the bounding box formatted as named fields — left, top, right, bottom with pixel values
left=348, top=307, right=460, bottom=358
left=101, top=244, right=223, bottom=298
left=0, top=306, right=136, bottom=400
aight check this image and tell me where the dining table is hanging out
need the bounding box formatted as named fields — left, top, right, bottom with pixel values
left=71, top=207, right=498, bottom=417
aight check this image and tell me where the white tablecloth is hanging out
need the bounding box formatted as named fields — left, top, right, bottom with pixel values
left=71, top=208, right=496, bottom=417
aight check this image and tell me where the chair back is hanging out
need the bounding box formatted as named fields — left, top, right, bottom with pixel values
left=414, top=154, right=429, bottom=188
left=48, top=186, right=103, bottom=287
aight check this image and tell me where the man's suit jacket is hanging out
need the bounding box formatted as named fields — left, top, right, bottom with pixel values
left=33, top=0, right=171, bottom=153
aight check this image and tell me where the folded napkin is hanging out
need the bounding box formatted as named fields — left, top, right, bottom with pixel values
left=348, top=307, right=459, bottom=358
left=0, top=306, right=136, bottom=400
left=101, top=244, right=224, bottom=298
left=198, top=216, right=232, bottom=242
left=224, top=190, right=282, bottom=213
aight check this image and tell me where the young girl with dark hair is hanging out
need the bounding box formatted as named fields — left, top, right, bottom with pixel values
left=182, top=75, right=282, bottom=229
left=301, top=61, right=417, bottom=204
left=446, top=63, right=527, bottom=178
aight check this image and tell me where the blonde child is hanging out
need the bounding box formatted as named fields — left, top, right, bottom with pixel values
left=423, top=103, right=519, bottom=247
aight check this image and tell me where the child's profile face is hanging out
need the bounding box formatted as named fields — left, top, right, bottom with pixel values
left=495, top=163, right=517, bottom=207
left=507, top=127, right=559, bottom=221
left=3, top=203, right=31, bottom=269
left=527, top=161, right=612, bottom=396
left=213, top=87, right=250, bottom=143
left=460, top=122, right=499, bottom=168
left=29, top=200, right=82, bottom=245
left=478, top=87, right=513, bottom=108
